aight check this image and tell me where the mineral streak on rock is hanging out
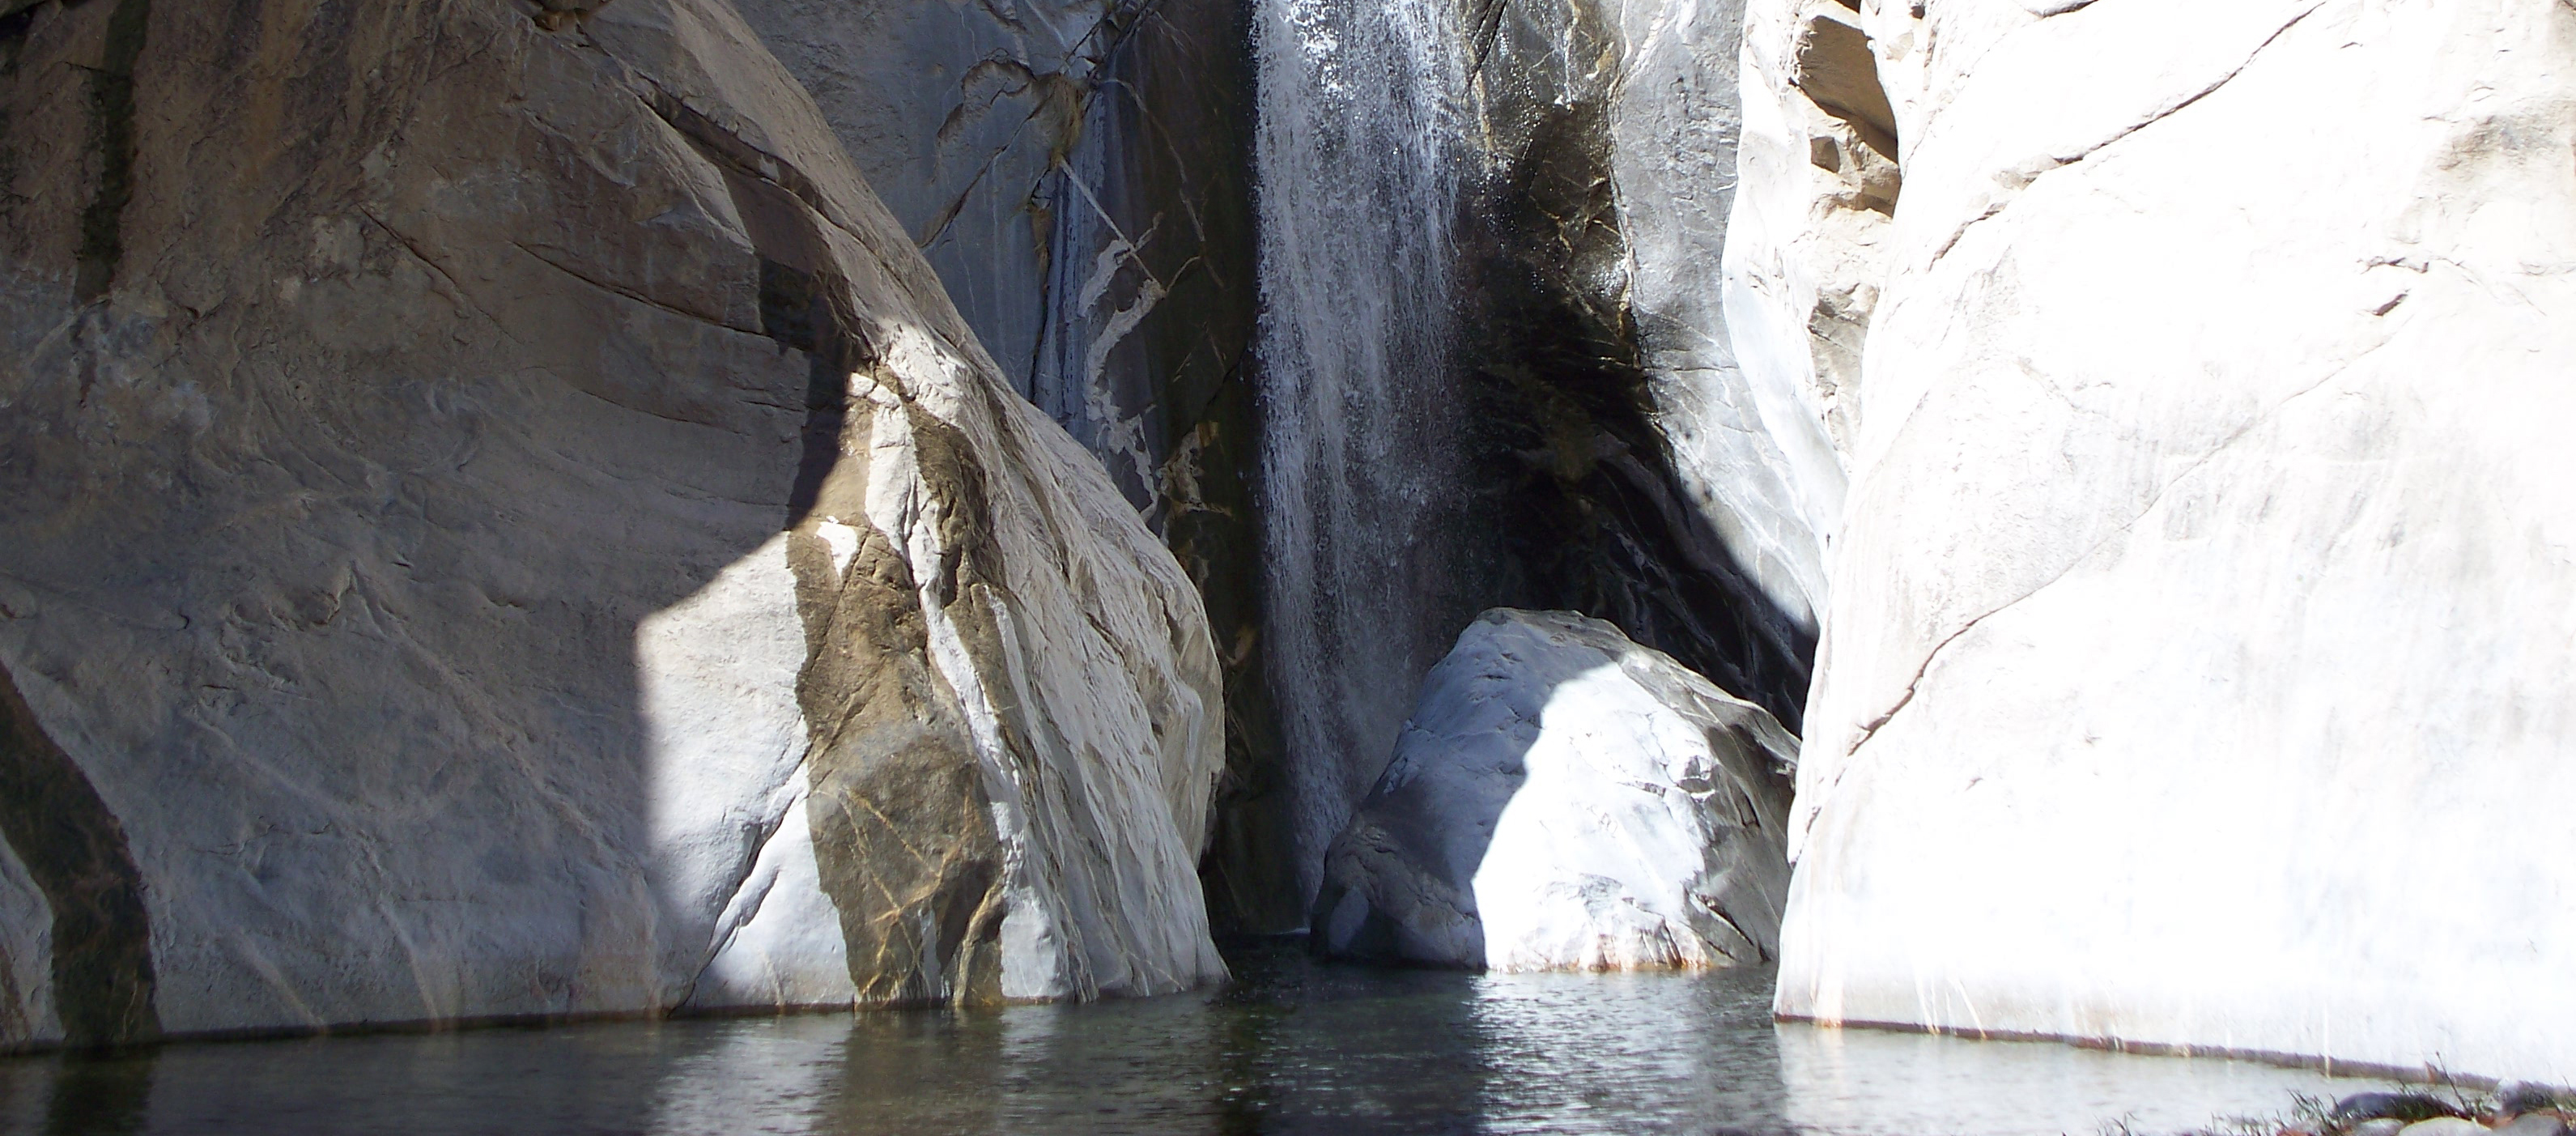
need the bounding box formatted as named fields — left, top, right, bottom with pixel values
left=732, top=0, right=1290, bottom=934
left=1314, top=610, right=1796, bottom=972
left=0, top=0, right=1224, bottom=1045
left=0, top=663, right=156, bottom=1048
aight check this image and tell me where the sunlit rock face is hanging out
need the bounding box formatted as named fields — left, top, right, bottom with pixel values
left=0, top=0, right=1222, bottom=1048
left=1723, top=0, right=1898, bottom=484
left=1312, top=610, right=1796, bottom=972
left=1751, top=0, right=2576, bottom=1079
left=726, top=0, right=1293, bottom=935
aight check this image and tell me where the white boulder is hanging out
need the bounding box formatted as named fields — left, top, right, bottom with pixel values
left=1312, top=610, right=1796, bottom=971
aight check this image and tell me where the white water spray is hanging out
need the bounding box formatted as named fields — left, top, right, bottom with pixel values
left=1253, top=0, right=1477, bottom=904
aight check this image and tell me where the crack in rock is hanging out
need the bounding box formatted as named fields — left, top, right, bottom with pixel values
left=1842, top=338, right=2373, bottom=761
left=1925, top=0, right=2326, bottom=270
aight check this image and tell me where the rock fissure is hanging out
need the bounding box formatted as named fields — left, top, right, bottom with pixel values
left=354, top=209, right=470, bottom=304
left=506, top=240, right=761, bottom=340
left=1841, top=343, right=2376, bottom=764
left=1923, top=0, right=2327, bottom=271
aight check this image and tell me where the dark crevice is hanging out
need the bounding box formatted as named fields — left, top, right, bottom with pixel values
left=73, top=0, right=149, bottom=303
left=1794, top=11, right=1896, bottom=141
left=1452, top=8, right=1814, bottom=727
left=0, top=661, right=160, bottom=1049
left=1003, top=0, right=1286, bottom=935
left=756, top=256, right=869, bottom=526
left=0, top=2, right=43, bottom=49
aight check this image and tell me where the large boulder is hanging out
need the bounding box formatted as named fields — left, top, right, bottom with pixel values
left=725, top=0, right=1292, bottom=934
left=0, top=0, right=1222, bottom=1049
left=1311, top=610, right=1796, bottom=971
left=1738, top=0, right=2576, bottom=1080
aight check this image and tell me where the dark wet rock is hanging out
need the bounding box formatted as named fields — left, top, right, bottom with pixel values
left=2503, top=1085, right=2566, bottom=1118
left=2498, top=1114, right=2573, bottom=1136
left=2333, top=1093, right=2468, bottom=1126
left=1450, top=0, right=1814, bottom=729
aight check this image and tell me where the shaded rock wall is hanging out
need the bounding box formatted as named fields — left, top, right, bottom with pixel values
left=731, top=0, right=1290, bottom=934
left=1453, top=0, right=1815, bottom=725
left=0, top=0, right=1222, bottom=1047
left=1255, top=0, right=1820, bottom=908
left=1749, top=0, right=2576, bottom=1081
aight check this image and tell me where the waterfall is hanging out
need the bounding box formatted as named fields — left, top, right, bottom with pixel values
left=1252, top=0, right=1478, bottom=904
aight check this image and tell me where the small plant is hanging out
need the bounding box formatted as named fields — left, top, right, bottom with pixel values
left=2159, top=1086, right=2503, bottom=1136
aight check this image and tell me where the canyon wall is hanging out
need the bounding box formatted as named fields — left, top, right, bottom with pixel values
left=1256, top=0, right=1829, bottom=907
left=726, top=0, right=1292, bottom=933
left=1456, top=0, right=1823, bottom=720
left=0, top=0, right=1223, bottom=1049
left=1746, top=0, right=2576, bottom=1080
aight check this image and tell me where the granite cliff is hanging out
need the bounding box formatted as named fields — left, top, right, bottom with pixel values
left=1737, top=0, right=2576, bottom=1082
left=1252, top=0, right=1825, bottom=913
left=2, top=0, right=2570, bottom=1087
left=725, top=0, right=1293, bottom=933
left=0, top=0, right=1223, bottom=1049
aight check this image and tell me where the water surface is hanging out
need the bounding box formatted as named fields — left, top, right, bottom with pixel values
left=0, top=945, right=2394, bottom=1135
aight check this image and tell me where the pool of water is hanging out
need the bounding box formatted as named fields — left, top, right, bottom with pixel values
left=0, top=943, right=2393, bottom=1135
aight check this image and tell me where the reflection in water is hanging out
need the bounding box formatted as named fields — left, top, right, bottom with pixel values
left=0, top=944, right=2395, bottom=1135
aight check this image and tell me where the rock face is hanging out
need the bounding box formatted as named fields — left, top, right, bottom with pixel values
left=1312, top=610, right=1796, bottom=971
left=0, top=0, right=1223, bottom=1049
left=1724, top=0, right=1898, bottom=482
left=1740, top=0, right=2576, bottom=1079
left=1454, top=0, right=1822, bottom=722
left=727, top=0, right=1291, bottom=934
left=1254, top=0, right=1825, bottom=912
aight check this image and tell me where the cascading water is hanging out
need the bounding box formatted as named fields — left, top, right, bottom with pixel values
left=1252, top=0, right=1480, bottom=904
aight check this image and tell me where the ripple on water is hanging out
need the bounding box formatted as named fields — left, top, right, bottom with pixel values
left=0, top=946, right=2399, bottom=1135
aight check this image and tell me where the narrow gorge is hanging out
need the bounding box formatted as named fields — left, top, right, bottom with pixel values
left=2, top=0, right=2573, bottom=1116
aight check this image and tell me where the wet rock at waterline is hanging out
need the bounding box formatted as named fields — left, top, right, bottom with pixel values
left=0, top=0, right=1222, bottom=1047
left=1758, top=0, right=2576, bottom=1079
left=1313, top=611, right=1796, bottom=971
